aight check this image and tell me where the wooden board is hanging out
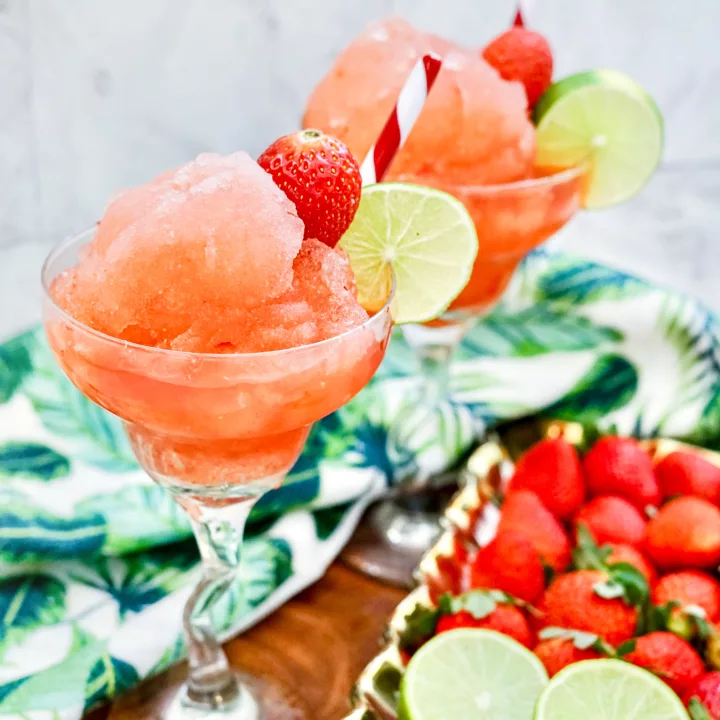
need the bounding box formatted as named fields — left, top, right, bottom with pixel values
left=87, top=563, right=405, bottom=719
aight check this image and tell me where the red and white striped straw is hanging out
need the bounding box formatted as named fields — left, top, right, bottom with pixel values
left=359, top=53, right=443, bottom=186
left=513, top=0, right=535, bottom=27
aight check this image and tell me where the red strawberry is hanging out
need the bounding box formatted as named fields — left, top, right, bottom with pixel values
left=653, top=570, right=720, bottom=622
left=573, top=495, right=647, bottom=548
left=470, top=531, right=545, bottom=604
left=481, top=27, right=553, bottom=107
left=509, top=437, right=585, bottom=520
left=624, top=632, right=705, bottom=696
left=685, top=672, right=720, bottom=718
left=605, top=543, right=657, bottom=586
left=534, top=638, right=603, bottom=678
left=436, top=606, right=534, bottom=648
left=656, top=451, right=720, bottom=505
left=583, top=436, right=661, bottom=510
left=499, top=490, right=571, bottom=572
left=646, top=497, right=720, bottom=571
left=538, top=570, right=638, bottom=647
left=258, top=129, right=361, bottom=248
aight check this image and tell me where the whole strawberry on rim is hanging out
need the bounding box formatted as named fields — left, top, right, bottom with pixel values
left=258, top=129, right=362, bottom=248
left=482, top=26, right=553, bottom=108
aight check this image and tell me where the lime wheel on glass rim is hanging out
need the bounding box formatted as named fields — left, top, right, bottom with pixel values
left=533, top=70, right=664, bottom=209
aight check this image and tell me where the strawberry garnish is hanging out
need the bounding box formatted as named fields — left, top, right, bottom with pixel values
left=482, top=27, right=553, bottom=108
left=258, top=129, right=362, bottom=248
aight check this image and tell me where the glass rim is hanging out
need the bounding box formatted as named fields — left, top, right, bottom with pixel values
left=402, top=162, right=589, bottom=194
left=41, top=227, right=396, bottom=360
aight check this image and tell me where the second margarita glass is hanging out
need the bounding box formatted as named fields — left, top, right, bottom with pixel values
left=344, top=165, right=585, bottom=584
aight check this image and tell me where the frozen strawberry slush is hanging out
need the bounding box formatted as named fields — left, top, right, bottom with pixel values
left=46, top=152, right=390, bottom=487
left=53, top=151, right=368, bottom=352
left=304, top=18, right=583, bottom=314
left=304, top=17, right=535, bottom=186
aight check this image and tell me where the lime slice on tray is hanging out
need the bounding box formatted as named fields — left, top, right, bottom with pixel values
left=534, top=659, right=690, bottom=720
left=339, top=182, right=478, bottom=324
left=397, top=629, right=548, bottom=720
left=533, top=70, right=663, bottom=209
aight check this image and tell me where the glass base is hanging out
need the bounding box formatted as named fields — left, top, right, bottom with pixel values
left=109, top=669, right=304, bottom=719
left=342, top=493, right=449, bottom=588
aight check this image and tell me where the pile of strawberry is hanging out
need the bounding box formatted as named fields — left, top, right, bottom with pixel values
left=400, top=435, right=720, bottom=719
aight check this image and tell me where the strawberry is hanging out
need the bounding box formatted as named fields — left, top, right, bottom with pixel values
left=605, top=543, right=658, bottom=586
left=646, top=497, right=720, bottom=571
left=573, top=495, right=647, bottom=548
left=623, top=632, right=705, bottom=696
left=481, top=27, right=553, bottom=107
left=534, top=638, right=603, bottom=678
left=538, top=570, right=640, bottom=646
left=656, top=451, right=720, bottom=506
left=508, top=437, right=585, bottom=520
left=685, top=672, right=720, bottom=718
left=470, top=531, right=545, bottom=604
left=652, top=571, right=720, bottom=639
left=257, top=129, right=362, bottom=248
left=499, top=490, right=571, bottom=573
left=583, top=436, right=661, bottom=511
left=436, top=605, right=534, bottom=648
left=573, top=524, right=657, bottom=585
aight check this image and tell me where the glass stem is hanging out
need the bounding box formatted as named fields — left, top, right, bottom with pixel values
left=402, top=321, right=470, bottom=407
left=178, top=496, right=257, bottom=710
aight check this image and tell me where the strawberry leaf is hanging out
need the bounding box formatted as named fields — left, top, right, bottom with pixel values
left=608, top=563, right=649, bottom=606
left=542, top=561, right=555, bottom=587
left=572, top=524, right=612, bottom=570
left=688, top=697, right=712, bottom=720
left=539, top=626, right=577, bottom=641
left=455, top=591, right=496, bottom=619
left=441, top=590, right=496, bottom=619
left=594, top=563, right=649, bottom=607
left=437, top=594, right=454, bottom=614
left=486, top=589, right=515, bottom=604
left=593, top=580, right=625, bottom=600
left=646, top=601, right=681, bottom=633
left=616, top=639, right=637, bottom=657
left=538, top=626, right=611, bottom=653
left=689, top=612, right=711, bottom=640
left=398, top=604, right=440, bottom=653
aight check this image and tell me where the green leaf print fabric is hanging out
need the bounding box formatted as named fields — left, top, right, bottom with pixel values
left=0, top=250, right=719, bottom=718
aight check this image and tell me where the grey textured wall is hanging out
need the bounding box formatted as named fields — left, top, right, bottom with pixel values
left=1, top=0, right=719, bottom=331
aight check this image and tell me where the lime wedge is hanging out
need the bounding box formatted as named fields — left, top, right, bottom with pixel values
left=339, top=182, right=478, bottom=324
left=398, top=629, right=548, bottom=720
left=534, top=659, right=690, bottom=720
left=533, top=70, right=663, bottom=209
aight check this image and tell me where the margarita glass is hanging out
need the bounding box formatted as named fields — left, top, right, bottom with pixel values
left=42, top=228, right=393, bottom=719
left=304, top=17, right=591, bottom=583
left=401, top=164, right=586, bottom=401
left=343, top=166, right=585, bottom=585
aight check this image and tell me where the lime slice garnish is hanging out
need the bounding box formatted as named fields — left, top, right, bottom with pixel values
left=533, top=70, right=663, bottom=209
left=339, top=182, right=478, bottom=324
left=397, top=629, right=548, bottom=720
left=534, top=659, right=690, bottom=720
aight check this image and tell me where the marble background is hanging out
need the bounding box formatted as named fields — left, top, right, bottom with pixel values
left=1, top=0, right=719, bottom=337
